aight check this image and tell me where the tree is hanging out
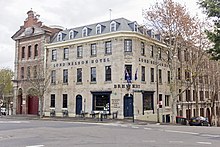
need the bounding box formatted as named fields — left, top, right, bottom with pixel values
left=198, top=0, right=220, bottom=60
left=0, top=68, right=13, bottom=115
left=143, top=0, right=205, bottom=123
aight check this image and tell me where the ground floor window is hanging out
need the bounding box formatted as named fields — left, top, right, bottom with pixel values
left=143, top=92, right=154, bottom=114
left=92, top=91, right=111, bottom=112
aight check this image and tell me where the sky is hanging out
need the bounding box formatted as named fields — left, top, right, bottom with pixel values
left=0, top=0, right=203, bottom=70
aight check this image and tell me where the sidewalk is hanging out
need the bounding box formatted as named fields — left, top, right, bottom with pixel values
left=2, top=114, right=157, bottom=125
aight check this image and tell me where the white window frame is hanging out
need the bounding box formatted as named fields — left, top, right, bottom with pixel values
left=69, top=30, right=74, bottom=39
left=96, top=24, right=102, bottom=34
left=110, top=21, right=116, bottom=32
left=134, top=22, right=138, bottom=32
left=82, top=27, right=88, bottom=37
left=57, top=32, right=62, bottom=41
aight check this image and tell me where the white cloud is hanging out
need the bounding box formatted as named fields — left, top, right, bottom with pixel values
left=0, top=0, right=203, bottom=70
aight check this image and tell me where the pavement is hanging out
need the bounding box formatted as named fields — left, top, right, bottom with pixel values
left=1, top=114, right=159, bottom=125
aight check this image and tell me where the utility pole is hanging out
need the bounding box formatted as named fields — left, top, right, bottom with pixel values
left=156, top=46, right=160, bottom=123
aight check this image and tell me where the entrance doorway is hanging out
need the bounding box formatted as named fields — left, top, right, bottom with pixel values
left=124, top=94, right=133, bottom=117
left=17, top=88, right=23, bottom=114
left=28, top=96, right=39, bottom=115
left=76, top=95, right=82, bottom=115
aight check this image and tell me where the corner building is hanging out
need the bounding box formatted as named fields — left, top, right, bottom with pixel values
left=44, top=18, right=172, bottom=121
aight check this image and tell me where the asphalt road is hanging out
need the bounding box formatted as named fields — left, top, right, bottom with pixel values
left=0, top=118, right=220, bottom=147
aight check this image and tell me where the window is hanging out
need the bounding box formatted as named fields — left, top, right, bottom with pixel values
left=105, top=41, right=112, bottom=54
left=178, top=68, right=181, bottom=80
left=33, top=66, right=37, bottom=78
left=185, top=70, right=190, bottom=81
left=177, top=48, right=182, bottom=61
left=82, top=27, right=88, bottom=37
left=150, top=45, right=154, bottom=57
left=96, top=24, right=101, bottom=34
left=93, top=93, right=110, bottom=111
left=124, top=39, right=132, bottom=52
left=77, top=68, right=82, bottom=83
left=52, top=49, right=57, bottom=61
left=200, top=91, right=204, bottom=101
left=21, top=46, right=25, bottom=59
left=91, top=43, right=97, bottom=56
left=63, top=48, right=69, bottom=60
left=179, top=89, right=182, bottom=101
left=69, top=30, right=73, bottom=39
left=193, top=90, right=196, bottom=101
left=200, top=108, right=204, bottom=117
left=143, top=93, right=153, bottom=110
left=91, top=67, right=96, bottom=82
left=110, top=21, right=116, bottom=32
left=21, top=67, right=24, bottom=79
left=141, top=66, right=145, bottom=81
left=184, top=50, right=189, bottom=61
left=159, top=94, right=162, bottom=108
left=125, top=65, right=132, bottom=81
left=141, top=42, right=145, bottom=56
left=63, top=94, right=68, bottom=108
left=28, top=45, right=31, bottom=58
left=165, top=95, right=170, bottom=107
left=159, top=69, right=162, bottom=84
left=51, top=70, right=56, bottom=84
left=57, top=32, right=62, bottom=41
left=186, top=90, right=191, bottom=101
left=27, top=66, right=31, bottom=79
left=134, top=23, right=138, bottom=32
left=150, top=68, right=154, bottom=82
left=63, top=69, right=68, bottom=84
left=158, top=48, right=161, bottom=60
left=77, top=46, right=83, bottom=58
left=105, top=66, right=111, bottom=81
left=167, top=71, right=171, bottom=84
left=34, top=44, right=38, bottom=58
left=50, top=94, right=55, bottom=107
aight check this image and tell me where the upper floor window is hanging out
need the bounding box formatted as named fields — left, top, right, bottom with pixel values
left=77, top=46, right=83, bottom=58
left=167, top=71, right=171, bottom=84
left=105, top=66, right=111, bottom=81
left=96, top=24, right=102, bottom=34
left=134, top=23, right=138, bottom=32
left=150, top=68, right=154, bottom=82
left=159, top=69, right=162, bottom=84
left=124, top=39, right=132, bottom=52
left=69, top=30, right=74, bottom=39
left=77, top=68, right=82, bottom=83
left=21, top=46, right=25, bottom=59
left=63, top=69, right=68, bottom=84
left=34, top=44, right=38, bottom=58
left=50, top=94, right=55, bottom=108
left=57, top=32, right=62, bottom=41
left=51, top=70, right=56, bottom=84
left=125, top=65, right=132, bottom=81
left=82, top=27, right=88, bottom=37
left=52, top=49, right=57, bottom=61
left=165, top=95, right=170, bottom=107
left=63, top=48, right=69, bottom=60
left=21, top=67, right=24, bottom=79
left=158, top=48, right=162, bottom=60
left=110, top=21, right=116, bottom=32
left=150, top=45, right=154, bottom=57
left=141, top=42, right=145, bottom=56
left=28, top=45, right=31, bottom=58
left=91, top=43, right=97, bottom=56
left=27, top=66, right=31, bottom=79
left=105, top=41, right=112, bottom=55
left=141, top=66, right=145, bottom=82
left=91, top=67, right=96, bottom=82
left=33, top=65, right=37, bottom=78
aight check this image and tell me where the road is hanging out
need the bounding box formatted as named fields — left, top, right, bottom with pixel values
left=0, top=118, right=220, bottom=147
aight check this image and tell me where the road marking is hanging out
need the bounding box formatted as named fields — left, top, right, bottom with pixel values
left=131, top=126, right=139, bottom=129
left=0, top=121, right=30, bottom=124
left=197, top=142, right=212, bottom=145
left=201, top=134, right=220, bottom=138
left=26, top=145, right=44, bottom=147
left=142, top=140, right=156, bottom=143
left=165, top=129, right=199, bottom=135
left=144, top=127, right=152, bottom=130
left=169, top=141, right=183, bottom=143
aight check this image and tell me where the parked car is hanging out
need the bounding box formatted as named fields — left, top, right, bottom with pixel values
left=1, top=107, right=7, bottom=115
left=176, top=116, right=187, bottom=125
left=189, top=116, right=209, bottom=126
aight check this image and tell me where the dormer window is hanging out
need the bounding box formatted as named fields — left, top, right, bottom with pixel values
left=82, top=27, right=88, bottom=37
left=110, top=21, right=116, bottom=32
left=134, top=23, right=138, bottom=32
left=69, top=30, right=74, bottom=39
left=96, top=24, right=102, bottom=34
left=57, top=32, right=62, bottom=41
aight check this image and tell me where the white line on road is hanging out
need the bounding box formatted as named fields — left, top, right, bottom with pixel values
left=144, top=127, right=152, bottom=130
left=142, top=140, right=156, bottom=143
left=131, top=126, right=139, bottom=129
left=197, top=142, right=212, bottom=145
left=0, top=121, right=30, bottom=124
left=165, top=129, right=199, bottom=135
left=169, top=141, right=183, bottom=143
left=26, top=145, right=44, bottom=147
left=201, top=134, right=220, bottom=138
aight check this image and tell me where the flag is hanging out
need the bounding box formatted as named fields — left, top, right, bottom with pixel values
left=134, top=68, right=138, bottom=80
left=125, top=69, right=131, bottom=84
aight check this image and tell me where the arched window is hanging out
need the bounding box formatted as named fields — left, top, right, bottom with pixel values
left=96, top=24, right=101, bottom=34
left=82, top=27, right=88, bottom=37
left=57, top=32, right=62, bottom=41
left=69, top=30, right=74, bottom=39
left=34, top=44, right=38, bottom=58
left=110, top=21, right=116, bottom=32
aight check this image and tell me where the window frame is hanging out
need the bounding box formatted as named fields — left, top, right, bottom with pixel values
left=63, top=48, right=69, bottom=60
left=77, top=46, right=83, bottom=58
left=91, top=43, right=97, bottom=56
left=50, top=94, right=55, bottom=108
left=91, top=67, right=96, bottom=82
left=105, top=66, right=111, bottom=81
left=63, top=69, right=68, bottom=84
left=63, top=94, right=68, bottom=108
left=124, top=39, right=132, bottom=52
left=105, top=41, right=112, bottom=55
left=110, top=21, right=116, bottom=32
left=77, top=68, right=82, bottom=83
left=52, top=49, right=57, bottom=61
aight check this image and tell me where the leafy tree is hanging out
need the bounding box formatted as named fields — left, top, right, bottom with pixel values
left=198, top=0, right=220, bottom=60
